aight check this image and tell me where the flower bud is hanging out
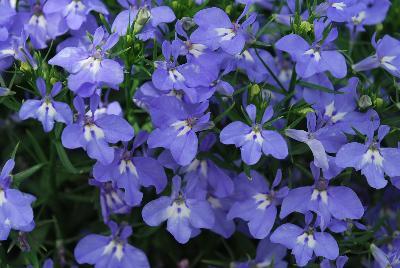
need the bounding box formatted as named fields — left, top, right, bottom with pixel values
left=358, top=95, right=372, bottom=109
left=374, top=97, right=384, bottom=109
left=250, top=84, right=261, bottom=99
left=133, top=7, right=151, bottom=34
left=20, top=62, right=31, bottom=72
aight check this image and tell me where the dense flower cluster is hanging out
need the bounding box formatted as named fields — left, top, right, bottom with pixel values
left=0, top=0, right=400, bottom=267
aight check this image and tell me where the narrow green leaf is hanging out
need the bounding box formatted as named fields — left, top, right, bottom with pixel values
left=54, top=142, right=79, bottom=174
left=13, top=163, right=45, bottom=186
left=214, top=101, right=235, bottom=124
left=26, top=130, right=47, bottom=163
left=10, top=142, right=20, bottom=159
left=298, top=80, right=343, bottom=94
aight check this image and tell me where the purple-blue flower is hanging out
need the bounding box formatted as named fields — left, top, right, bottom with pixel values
left=280, top=162, right=364, bottom=228
left=48, top=27, right=123, bottom=97
left=93, top=131, right=167, bottom=207
left=220, top=104, right=288, bottom=165
left=275, top=20, right=347, bottom=78
left=147, top=96, right=212, bottom=166
left=286, top=112, right=346, bottom=170
left=270, top=215, right=339, bottom=267
left=353, top=34, right=400, bottom=78
left=89, top=179, right=131, bottom=223
left=142, top=175, right=214, bottom=244
left=182, top=133, right=234, bottom=198
left=228, top=170, right=288, bottom=239
left=191, top=6, right=256, bottom=55
left=336, top=125, right=400, bottom=189
left=74, top=221, right=149, bottom=268
left=0, top=159, right=36, bottom=240
left=43, top=0, right=108, bottom=31
left=112, top=1, right=175, bottom=36
left=19, top=78, right=73, bottom=132
left=19, top=0, right=68, bottom=49
left=61, top=96, right=134, bottom=164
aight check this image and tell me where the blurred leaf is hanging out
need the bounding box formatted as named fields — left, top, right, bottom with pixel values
left=13, top=163, right=45, bottom=186
left=54, top=142, right=79, bottom=174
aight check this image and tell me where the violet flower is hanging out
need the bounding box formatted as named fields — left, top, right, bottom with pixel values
left=336, top=125, right=400, bottom=189
left=227, top=170, right=288, bottom=239
left=0, top=159, right=36, bottom=240
left=61, top=96, right=134, bottom=164
left=43, top=0, right=108, bottom=31
left=142, top=176, right=214, bottom=244
left=74, top=221, right=150, bottom=268
left=19, top=78, right=73, bottom=132
left=48, top=27, right=123, bottom=97
left=89, top=179, right=131, bottom=223
left=20, top=0, right=68, bottom=49
left=220, top=104, right=288, bottom=165
left=270, top=214, right=339, bottom=267
left=353, top=34, right=400, bottom=78
left=93, top=131, right=167, bottom=207
left=147, top=96, right=213, bottom=166
left=112, top=0, right=175, bottom=36
left=280, top=162, right=364, bottom=229
left=275, top=19, right=347, bottom=78
left=191, top=6, right=256, bottom=55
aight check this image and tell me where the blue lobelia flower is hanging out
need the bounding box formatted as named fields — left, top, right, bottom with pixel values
left=19, top=78, right=73, bottom=132
left=320, top=255, right=348, bottom=268
left=61, top=96, right=134, bottom=165
left=142, top=176, right=215, bottom=244
left=93, top=131, right=167, bottom=207
left=321, top=0, right=363, bottom=23
left=302, top=76, right=380, bottom=135
left=48, top=27, right=123, bottom=97
left=370, top=242, right=400, bottom=268
left=234, top=237, right=288, bottom=268
left=112, top=0, right=175, bottom=36
left=191, top=5, right=256, bottom=55
left=280, top=162, right=364, bottom=229
left=0, top=159, right=36, bottom=240
left=43, top=0, right=108, bottom=31
left=344, top=0, right=390, bottom=33
left=227, top=170, right=288, bottom=239
left=147, top=96, right=213, bottom=166
left=275, top=19, right=347, bottom=78
left=336, top=125, right=400, bottom=189
left=74, top=221, right=150, bottom=268
left=270, top=214, right=339, bottom=267
left=206, top=195, right=235, bottom=239
left=19, top=0, right=68, bottom=49
left=286, top=112, right=346, bottom=170
left=220, top=104, right=288, bottom=165
left=0, top=31, right=38, bottom=70
left=89, top=179, right=131, bottom=223
left=181, top=133, right=234, bottom=198
left=353, top=34, right=400, bottom=78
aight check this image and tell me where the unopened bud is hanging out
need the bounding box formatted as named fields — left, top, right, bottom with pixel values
left=20, top=61, right=31, bottom=72
left=181, top=17, right=195, bottom=31
left=250, top=84, right=261, bottom=99
left=133, top=7, right=151, bottom=34
left=374, top=97, right=384, bottom=109
left=358, top=95, right=372, bottom=109
left=50, top=77, right=58, bottom=85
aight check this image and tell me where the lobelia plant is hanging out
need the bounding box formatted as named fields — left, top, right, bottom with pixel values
left=0, top=0, right=400, bottom=267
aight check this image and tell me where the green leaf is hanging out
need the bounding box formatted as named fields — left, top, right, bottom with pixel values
left=13, top=163, right=45, bottom=186
left=26, top=130, right=47, bottom=163
left=214, top=101, right=235, bottom=124
left=298, top=80, right=343, bottom=94
left=54, top=142, right=79, bottom=174
left=10, top=142, right=20, bottom=159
